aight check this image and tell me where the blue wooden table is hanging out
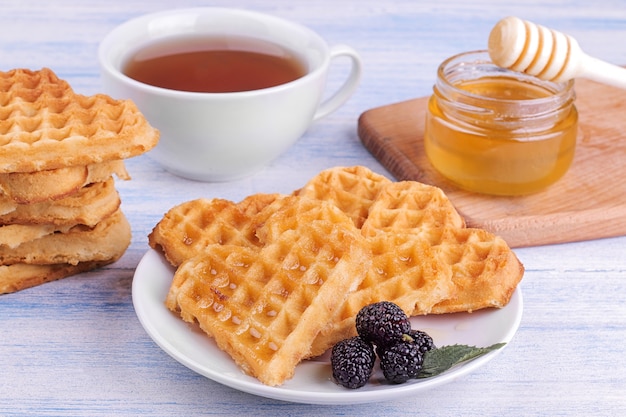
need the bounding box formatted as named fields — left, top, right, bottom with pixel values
left=1, top=1, right=625, bottom=415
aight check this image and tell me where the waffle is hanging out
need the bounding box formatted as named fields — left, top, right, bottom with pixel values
left=0, top=223, right=72, bottom=250
left=361, top=180, right=524, bottom=314
left=152, top=166, right=524, bottom=377
left=0, top=178, right=120, bottom=226
left=166, top=196, right=371, bottom=386
left=149, top=193, right=289, bottom=267
left=252, top=195, right=355, bottom=245
left=360, top=180, right=466, bottom=241
left=150, top=197, right=263, bottom=267
left=303, top=181, right=466, bottom=354
left=294, top=165, right=391, bottom=228
left=427, top=227, right=524, bottom=313
left=310, top=232, right=453, bottom=356
left=237, top=192, right=284, bottom=217
left=0, top=68, right=157, bottom=293
left=0, top=260, right=115, bottom=294
left=0, top=160, right=129, bottom=205
left=0, top=208, right=130, bottom=266
left=0, top=68, right=159, bottom=173
left=306, top=172, right=521, bottom=354
left=298, top=171, right=522, bottom=314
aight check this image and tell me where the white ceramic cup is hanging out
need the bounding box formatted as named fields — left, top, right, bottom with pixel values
left=98, top=7, right=362, bottom=181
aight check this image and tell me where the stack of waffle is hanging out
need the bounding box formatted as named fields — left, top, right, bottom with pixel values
left=149, top=166, right=524, bottom=386
left=0, top=68, right=159, bottom=294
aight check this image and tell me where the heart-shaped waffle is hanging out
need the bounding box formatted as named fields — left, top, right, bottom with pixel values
left=166, top=196, right=371, bottom=386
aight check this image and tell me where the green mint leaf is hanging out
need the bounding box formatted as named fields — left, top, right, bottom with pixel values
left=417, top=342, right=506, bottom=379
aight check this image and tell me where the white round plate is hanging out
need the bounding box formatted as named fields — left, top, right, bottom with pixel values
left=132, top=248, right=523, bottom=405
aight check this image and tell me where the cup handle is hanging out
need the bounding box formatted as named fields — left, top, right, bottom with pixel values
left=313, top=44, right=363, bottom=121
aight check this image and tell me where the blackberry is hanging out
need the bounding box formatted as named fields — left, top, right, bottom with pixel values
left=407, top=329, right=436, bottom=353
left=330, top=336, right=376, bottom=389
left=378, top=338, right=424, bottom=384
left=355, top=301, right=411, bottom=347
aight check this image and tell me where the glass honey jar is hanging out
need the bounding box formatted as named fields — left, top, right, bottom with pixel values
left=424, top=50, right=578, bottom=196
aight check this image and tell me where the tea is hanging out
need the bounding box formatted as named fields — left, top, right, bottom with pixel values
left=123, top=35, right=307, bottom=93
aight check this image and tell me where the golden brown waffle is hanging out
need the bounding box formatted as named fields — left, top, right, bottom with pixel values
left=0, top=224, right=69, bottom=250
left=0, top=209, right=130, bottom=266
left=361, top=180, right=524, bottom=314
left=236, top=192, right=284, bottom=217
left=0, top=68, right=158, bottom=173
left=360, top=180, right=466, bottom=241
left=166, top=196, right=371, bottom=386
left=310, top=232, right=454, bottom=356
left=149, top=193, right=289, bottom=267
left=149, top=197, right=268, bottom=267
left=0, top=178, right=120, bottom=226
left=0, top=160, right=129, bottom=205
left=427, top=227, right=524, bottom=313
left=297, top=170, right=522, bottom=315
left=252, top=195, right=355, bottom=245
left=304, top=181, right=468, bottom=355
left=0, top=260, right=115, bottom=294
left=0, top=68, right=156, bottom=294
left=294, top=165, right=391, bottom=228
left=152, top=166, right=524, bottom=375
left=0, top=223, right=72, bottom=250
left=302, top=170, right=522, bottom=355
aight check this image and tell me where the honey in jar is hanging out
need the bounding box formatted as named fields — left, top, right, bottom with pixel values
left=424, top=50, right=578, bottom=196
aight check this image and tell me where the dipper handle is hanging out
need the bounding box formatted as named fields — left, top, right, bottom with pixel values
left=488, top=16, right=626, bottom=89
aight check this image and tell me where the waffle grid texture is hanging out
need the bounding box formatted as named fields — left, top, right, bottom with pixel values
left=151, top=166, right=525, bottom=385
left=0, top=68, right=158, bottom=173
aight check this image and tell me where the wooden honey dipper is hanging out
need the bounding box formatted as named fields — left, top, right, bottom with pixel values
left=488, top=16, right=626, bottom=89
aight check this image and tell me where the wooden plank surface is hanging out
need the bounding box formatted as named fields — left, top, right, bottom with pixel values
left=358, top=78, right=626, bottom=247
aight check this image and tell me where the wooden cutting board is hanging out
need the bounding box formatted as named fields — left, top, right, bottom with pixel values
left=358, top=78, right=626, bottom=248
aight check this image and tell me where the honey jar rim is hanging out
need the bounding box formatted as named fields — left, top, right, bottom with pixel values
left=435, top=49, right=576, bottom=108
